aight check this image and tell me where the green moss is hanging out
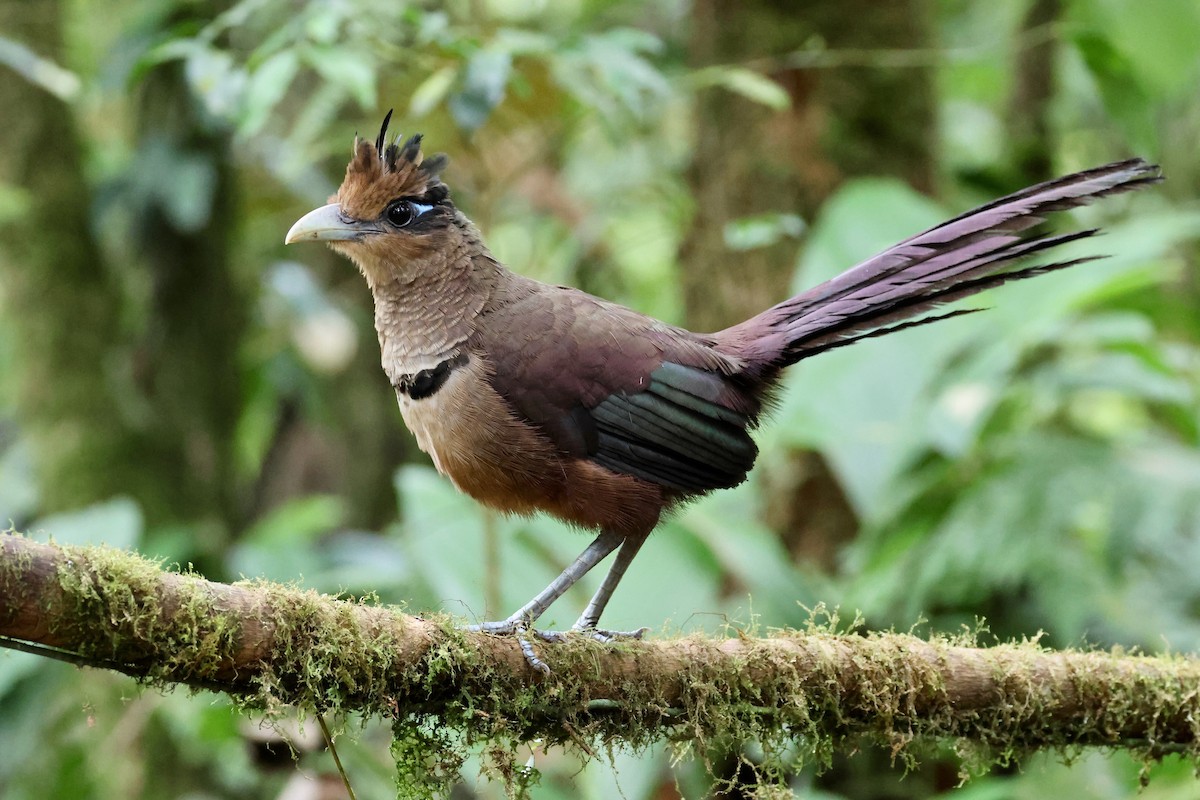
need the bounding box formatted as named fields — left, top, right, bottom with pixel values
left=0, top=531, right=37, bottom=627
left=11, top=540, right=1200, bottom=798
left=46, top=543, right=240, bottom=685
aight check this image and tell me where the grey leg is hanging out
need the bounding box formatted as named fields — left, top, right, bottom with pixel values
left=468, top=528, right=623, bottom=636
left=468, top=528, right=651, bottom=672
left=536, top=528, right=651, bottom=645
left=572, top=528, right=650, bottom=633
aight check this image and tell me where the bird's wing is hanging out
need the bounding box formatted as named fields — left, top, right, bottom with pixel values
left=481, top=286, right=760, bottom=493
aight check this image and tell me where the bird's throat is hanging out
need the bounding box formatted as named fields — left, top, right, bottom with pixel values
left=367, top=258, right=493, bottom=385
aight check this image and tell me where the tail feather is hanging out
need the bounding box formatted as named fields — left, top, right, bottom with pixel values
left=715, top=159, right=1161, bottom=370
left=793, top=255, right=1100, bottom=359
left=786, top=231, right=1102, bottom=353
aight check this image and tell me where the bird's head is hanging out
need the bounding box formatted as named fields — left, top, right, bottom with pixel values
left=285, top=110, right=462, bottom=286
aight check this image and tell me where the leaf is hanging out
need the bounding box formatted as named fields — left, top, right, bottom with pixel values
left=1071, top=33, right=1157, bottom=153
left=240, top=494, right=344, bottom=548
left=449, top=48, right=512, bottom=131
left=598, top=26, right=665, bottom=56
left=31, top=498, right=143, bottom=550
left=580, top=31, right=670, bottom=115
left=0, top=34, right=81, bottom=100
left=226, top=494, right=345, bottom=582
left=0, top=438, right=39, bottom=525
left=131, top=37, right=204, bottom=83
left=408, top=65, right=458, bottom=118
left=395, top=466, right=556, bottom=621
left=163, top=154, right=218, bottom=232
left=305, top=46, right=376, bottom=108
left=304, top=2, right=345, bottom=45
left=490, top=27, right=554, bottom=56
left=233, top=368, right=280, bottom=479
left=690, top=65, right=791, bottom=111
left=723, top=212, right=805, bottom=251
left=548, top=29, right=671, bottom=124
left=0, top=650, right=42, bottom=700
left=185, top=46, right=247, bottom=118
left=1074, top=0, right=1200, bottom=99
left=672, top=485, right=817, bottom=627
left=240, top=49, right=299, bottom=135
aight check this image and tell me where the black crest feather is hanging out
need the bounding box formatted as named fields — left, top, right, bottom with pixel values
left=401, top=133, right=424, bottom=164
left=375, top=109, right=393, bottom=155
left=383, top=142, right=399, bottom=171
left=350, top=111, right=451, bottom=192
left=420, top=153, right=449, bottom=178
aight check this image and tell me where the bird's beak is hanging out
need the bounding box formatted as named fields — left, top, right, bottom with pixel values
left=285, top=203, right=375, bottom=244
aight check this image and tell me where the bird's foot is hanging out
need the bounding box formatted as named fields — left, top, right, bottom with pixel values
left=535, top=625, right=650, bottom=644
left=468, top=618, right=526, bottom=636
left=466, top=617, right=551, bottom=675
left=466, top=618, right=649, bottom=673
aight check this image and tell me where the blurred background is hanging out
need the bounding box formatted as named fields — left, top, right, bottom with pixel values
left=1, top=0, right=1199, bottom=797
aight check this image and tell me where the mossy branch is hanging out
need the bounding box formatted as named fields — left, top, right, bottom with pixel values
left=3, top=533, right=1199, bottom=767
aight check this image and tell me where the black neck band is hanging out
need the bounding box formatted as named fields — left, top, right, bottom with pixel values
left=394, top=353, right=469, bottom=400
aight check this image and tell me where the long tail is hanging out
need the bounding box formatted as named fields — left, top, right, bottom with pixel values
left=716, top=159, right=1161, bottom=370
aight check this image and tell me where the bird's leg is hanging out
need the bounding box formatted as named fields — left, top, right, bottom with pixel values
left=468, top=529, right=626, bottom=673
left=573, top=527, right=650, bottom=637
left=538, top=528, right=651, bottom=644
left=467, top=528, right=623, bottom=642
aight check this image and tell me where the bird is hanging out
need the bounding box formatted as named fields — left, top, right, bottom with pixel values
left=286, top=111, right=1161, bottom=672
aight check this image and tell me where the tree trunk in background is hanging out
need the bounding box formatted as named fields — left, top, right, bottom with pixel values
left=130, top=58, right=246, bottom=537
left=1007, top=0, right=1059, bottom=184
left=682, top=0, right=936, bottom=573
left=127, top=31, right=408, bottom=539
left=0, top=0, right=135, bottom=515
left=0, top=1, right=250, bottom=545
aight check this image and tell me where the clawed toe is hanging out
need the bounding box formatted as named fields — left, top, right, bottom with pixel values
left=467, top=618, right=550, bottom=674
left=516, top=633, right=550, bottom=675
left=467, top=618, right=524, bottom=636
left=467, top=618, right=649, bottom=673
left=535, top=625, right=649, bottom=644
left=586, top=626, right=650, bottom=642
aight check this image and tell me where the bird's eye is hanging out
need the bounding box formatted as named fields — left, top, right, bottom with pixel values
left=385, top=200, right=417, bottom=228
left=384, top=199, right=435, bottom=229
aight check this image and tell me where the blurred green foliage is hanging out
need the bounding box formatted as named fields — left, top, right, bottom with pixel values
left=1, top=0, right=1198, bottom=797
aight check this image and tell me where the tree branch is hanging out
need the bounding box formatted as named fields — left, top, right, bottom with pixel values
left=2, top=532, right=1198, bottom=764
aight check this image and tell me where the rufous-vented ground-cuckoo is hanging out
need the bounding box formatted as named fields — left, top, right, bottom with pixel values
left=287, top=111, right=1160, bottom=672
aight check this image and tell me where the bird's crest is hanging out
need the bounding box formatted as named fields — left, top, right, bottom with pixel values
left=337, top=110, right=451, bottom=216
